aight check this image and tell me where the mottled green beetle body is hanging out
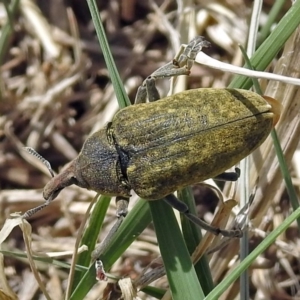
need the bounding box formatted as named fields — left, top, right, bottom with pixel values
left=111, top=89, right=274, bottom=200
left=51, top=88, right=277, bottom=203
left=111, top=88, right=274, bottom=199
left=22, top=36, right=281, bottom=239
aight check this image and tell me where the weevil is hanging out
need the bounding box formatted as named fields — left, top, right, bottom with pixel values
left=22, top=37, right=281, bottom=239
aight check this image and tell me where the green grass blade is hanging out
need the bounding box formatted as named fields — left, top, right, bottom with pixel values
left=0, top=249, right=87, bottom=272
left=0, top=0, right=19, bottom=67
left=71, top=195, right=111, bottom=289
left=178, top=188, right=214, bottom=295
left=87, top=0, right=130, bottom=108
left=205, top=207, right=300, bottom=300
left=150, top=200, right=205, bottom=300
left=70, top=199, right=151, bottom=300
left=141, top=286, right=165, bottom=299
left=0, top=0, right=20, bottom=100
left=97, top=199, right=152, bottom=266
left=240, top=47, right=300, bottom=230
left=228, top=0, right=300, bottom=89
left=270, top=130, right=300, bottom=214
left=257, top=0, right=286, bottom=46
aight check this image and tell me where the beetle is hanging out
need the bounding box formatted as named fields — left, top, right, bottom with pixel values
left=22, top=37, right=281, bottom=238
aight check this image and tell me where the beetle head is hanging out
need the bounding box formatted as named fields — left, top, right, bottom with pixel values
left=43, top=128, right=131, bottom=203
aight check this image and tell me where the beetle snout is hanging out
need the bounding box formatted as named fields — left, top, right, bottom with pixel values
left=43, top=178, right=62, bottom=201
left=42, top=161, right=78, bottom=201
left=263, top=96, right=282, bottom=126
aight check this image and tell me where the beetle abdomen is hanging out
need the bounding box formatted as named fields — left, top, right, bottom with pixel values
left=111, top=88, right=275, bottom=200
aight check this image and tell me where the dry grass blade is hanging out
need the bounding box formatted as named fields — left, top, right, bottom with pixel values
left=247, top=27, right=300, bottom=300
left=213, top=27, right=300, bottom=300
left=250, top=28, right=300, bottom=239
left=0, top=253, right=18, bottom=300
left=21, top=220, right=51, bottom=300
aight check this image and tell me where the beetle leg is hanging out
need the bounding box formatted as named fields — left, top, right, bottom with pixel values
left=115, top=196, right=129, bottom=217
left=214, top=168, right=240, bottom=182
left=135, top=85, right=147, bottom=104
left=91, top=196, right=129, bottom=261
left=149, top=36, right=210, bottom=80
left=207, top=189, right=255, bottom=254
left=164, top=194, right=243, bottom=238
left=174, top=36, right=210, bottom=71
left=145, top=77, right=160, bottom=102
left=91, top=216, right=124, bottom=261
left=135, top=76, right=160, bottom=103
left=135, top=36, right=210, bottom=104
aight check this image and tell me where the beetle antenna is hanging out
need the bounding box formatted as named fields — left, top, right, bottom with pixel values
left=22, top=147, right=55, bottom=219
left=23, top=147, right=55, bottom=178
left=22, top=202, right=50, bottom=219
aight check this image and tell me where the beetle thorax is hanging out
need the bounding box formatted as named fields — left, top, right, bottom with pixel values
left=75, top=127, right=131, bottom=197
